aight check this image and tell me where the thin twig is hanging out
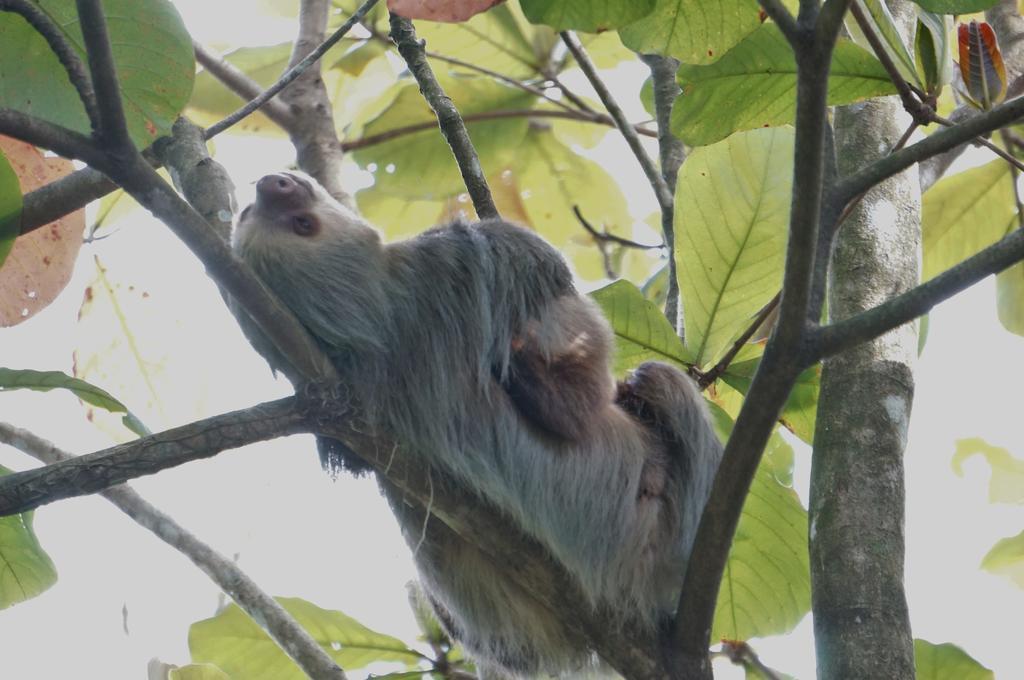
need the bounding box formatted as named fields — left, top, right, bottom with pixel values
left=357, top=20, right=578, bottom=114
left=572, top=206, right=662, bottom=249
left=204, top=0, right=379, bottom=139
left=0, top=0, right=99, bottom=130
left=560, top=31, right=672, bottom=211
left=547, top=74, right=595, bottom=113
left=389, top=13, right=498, bottom=219
left=193, top=41, right=295, bottom=129
left=342, top=108, right=656, bottom=150
left=0, top=422, right=347, bottom=680
left=698, top=293, right=781, bottom=390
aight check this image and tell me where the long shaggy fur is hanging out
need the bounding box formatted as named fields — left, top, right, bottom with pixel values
left=232, top=172, right=723, bottom=677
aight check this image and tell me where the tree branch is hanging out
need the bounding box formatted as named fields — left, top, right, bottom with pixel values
left=19, top=166, right=115, bottom=235
left=389, top=13, right=498, bottom=219
left=0, top=0, right=99, bottom=130
left=815, top=224, right=1024, bottom=358
left=0, top=398, right=307, bottom=516
left=840, top=95, right=1024, bottom=201
left=671, top=19, right=837, bottom=675
left=0, top=422, right=347, bottom=680
left=0, top=108, right=102, bottom=165
left=75, top=0, right=131, bottom=150
left=640, top=53, right=685, bottom=330
left=0, top=394, right=666, bottom=678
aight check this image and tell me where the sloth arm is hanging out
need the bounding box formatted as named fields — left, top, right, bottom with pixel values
left=499, top=296, right=616, bottom=444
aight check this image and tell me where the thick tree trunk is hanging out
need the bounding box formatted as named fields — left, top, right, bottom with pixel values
left=809, top=3, right=920, bottom=678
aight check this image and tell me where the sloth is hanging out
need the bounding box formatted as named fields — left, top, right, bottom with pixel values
left=232, top=171, right=723, bottom=677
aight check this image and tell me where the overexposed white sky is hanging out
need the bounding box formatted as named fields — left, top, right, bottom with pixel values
left=2, top=2, right=1023, bottom=679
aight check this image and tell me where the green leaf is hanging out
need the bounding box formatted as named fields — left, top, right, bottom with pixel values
left=951, top=437, right=1024, bottom=505
left=0, top=466, right=58, bottom=609
left=911, top=0, right=1000, bottom=13
left=914, top=639, right=994, bottom=680
left=0, top=150, right=21, bottom=268
left=0, top=0, right=194, bottom=149
left=721, top=351, right=821, bottom=444
left=332, top=40, right=388, bottom=76
left=521, top=0, right=655, bottom=32
left=708, top=405, right=810, bottom=641
left=0, top=367, right=127, bottom=412
left=189, top=597, right=423, bottom=678
left=916, top=11, right=953, bottom=95
left=845, top=0, right=920, bottom=90
left=0, top=367, right=150, bottom=437
left=923, top=160, right=1017, bottom=281
left=639, top=76, right=655, bottom=118
left=980, top=529, right=1024, bottom=589
left=676, top=127, right=793, bottom=367
left=619, top=0, right=763, bottom=65
left=169, top=664, right=231, bottom=680
left=591, top=280, right=691, bottom=375
left=996, top=261, right=1024, bottom=336
left=672, top=24, right=895, bottom=146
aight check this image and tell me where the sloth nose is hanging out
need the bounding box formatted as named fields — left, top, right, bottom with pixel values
left=255, top=173, right=306, bottom=208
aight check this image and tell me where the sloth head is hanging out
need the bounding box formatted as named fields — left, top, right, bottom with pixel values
left=232, top=171, right=381, bottom=262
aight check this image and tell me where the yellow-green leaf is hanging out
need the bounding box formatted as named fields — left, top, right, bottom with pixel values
left=0, top=150, right=19, bottom=267
left=189, top=597, right=422, bottom=678
left=952, top=437, right=1024, bottom=505
left=914, top=639, right=994, bottom=680
left=0, top=466, right=58, bottom=609
left=591, top=280, right=690, bottom=375
left=996, top=261, right=1024, bottom=336
left=923, top=161, right=1017, bottom=281
left=673, top=24, right=895, bottom=146
left=676, top=127, right=793, bottom=367
left=619, top=0, right=763, bottom=65
left=708, top=405, right=810, bottom=641
left=980, top=530, right=1024, bottom=589
left=521, top=0, right=655, bottom=33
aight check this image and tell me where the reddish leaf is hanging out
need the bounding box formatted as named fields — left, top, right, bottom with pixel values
left=387, top=0, right=505, bottom=22
left=0, top=137, right=86, bottom=326
left=957, top=20, right=1006, bottom=110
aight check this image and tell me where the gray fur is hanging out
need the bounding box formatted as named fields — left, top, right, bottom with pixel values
left=232, top=172, right=723, bottom=677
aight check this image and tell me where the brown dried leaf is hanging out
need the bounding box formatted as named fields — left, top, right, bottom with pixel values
left=387, top=0, right=505, bottom=23
left=0, top=137, right=86, bottom=326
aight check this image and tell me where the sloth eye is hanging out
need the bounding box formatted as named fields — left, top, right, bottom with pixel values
left=291, top=215, right=317, bottom=237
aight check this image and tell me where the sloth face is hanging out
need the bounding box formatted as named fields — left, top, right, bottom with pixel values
left=233, top=171, right=381, bottom=259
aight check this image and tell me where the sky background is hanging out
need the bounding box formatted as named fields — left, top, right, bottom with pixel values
left=2, top=2, right=1024, bottom=678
